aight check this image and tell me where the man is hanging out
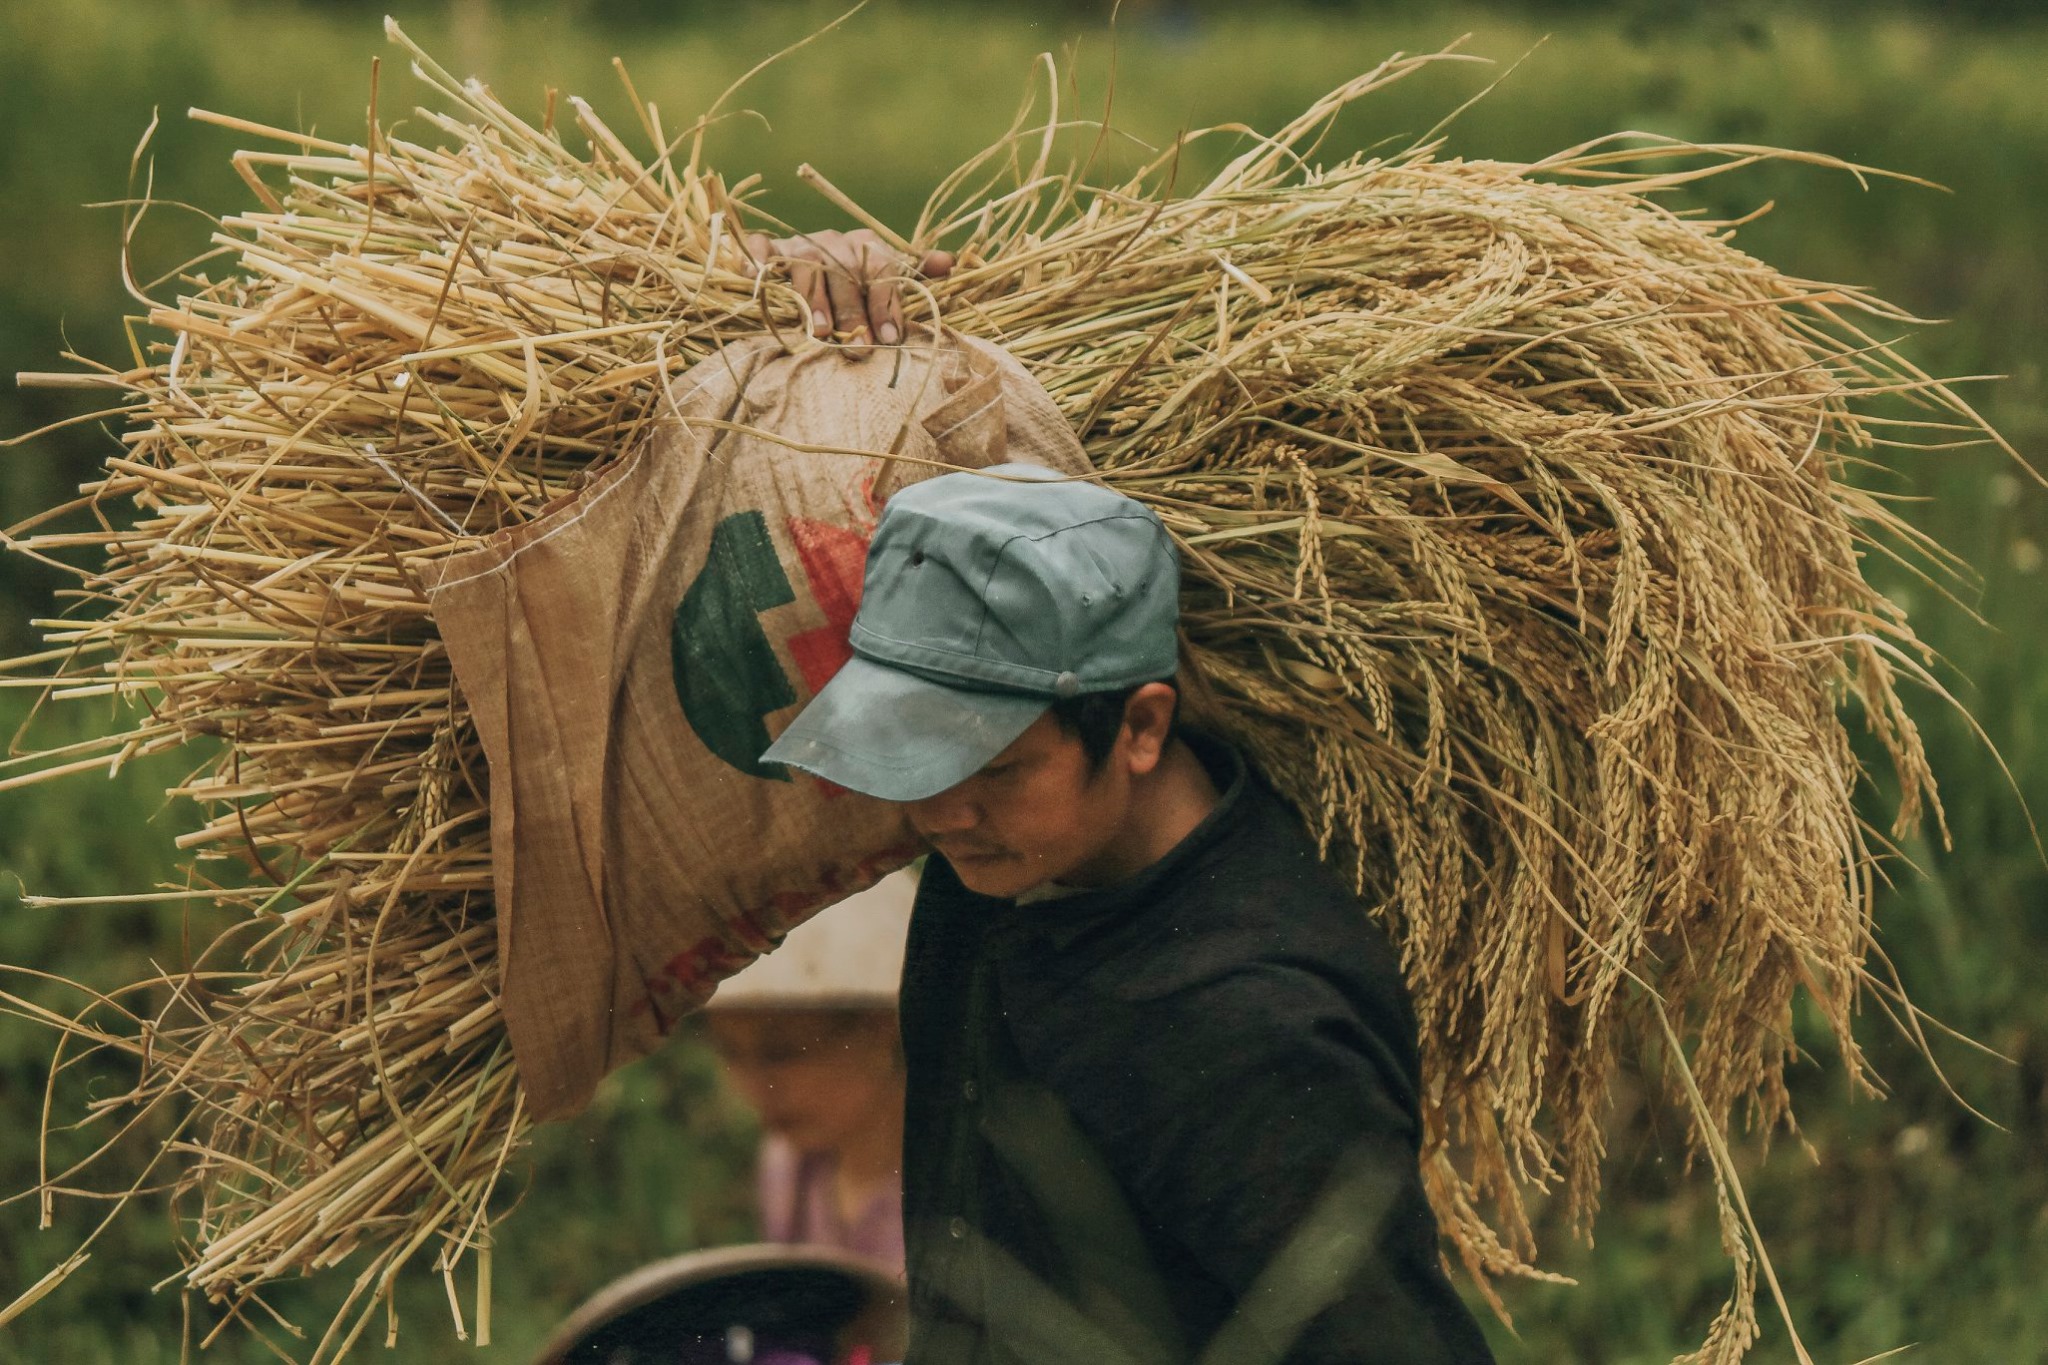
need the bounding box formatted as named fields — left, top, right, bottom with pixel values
left=755, top=457, right=1497, bottom=1364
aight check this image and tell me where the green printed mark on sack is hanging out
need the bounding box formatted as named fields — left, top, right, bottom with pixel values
left=672, top=510, right=798, bottom=780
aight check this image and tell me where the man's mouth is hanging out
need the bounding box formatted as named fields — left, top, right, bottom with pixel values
left=932, top=843, right=1008, bottom=864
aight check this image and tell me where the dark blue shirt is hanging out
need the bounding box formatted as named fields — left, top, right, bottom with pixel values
left=898, top=733, right=1495, bottom=1364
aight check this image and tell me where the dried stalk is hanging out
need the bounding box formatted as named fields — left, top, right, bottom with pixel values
left=1, top=21, right=2012, bottom=1362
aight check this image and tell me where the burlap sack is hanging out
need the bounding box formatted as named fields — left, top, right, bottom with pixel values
left=421, top=329, right=1092, bottom=1119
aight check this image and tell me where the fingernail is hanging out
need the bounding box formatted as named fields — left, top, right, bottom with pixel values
left=813, top=310, right=831, bottom=335
left=877, top=321, right=899, bottom=345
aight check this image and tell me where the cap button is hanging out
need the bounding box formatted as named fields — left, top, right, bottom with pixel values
left=1054, top=671, right=1081, bottom=699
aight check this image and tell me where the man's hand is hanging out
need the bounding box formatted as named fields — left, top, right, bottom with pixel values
left=744, top=227, right=954, bottom=349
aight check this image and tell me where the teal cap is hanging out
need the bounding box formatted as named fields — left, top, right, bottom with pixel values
left=760, top=464, right=1180, bottom=801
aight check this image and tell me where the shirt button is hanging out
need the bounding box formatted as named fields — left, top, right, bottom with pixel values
left=962, top=1078, right=979, bottom=1102
left=949, top=1216, right=969, bottom=1241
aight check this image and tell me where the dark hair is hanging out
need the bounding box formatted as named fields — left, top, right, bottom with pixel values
left=1046, top=679, right=1180, bottom=773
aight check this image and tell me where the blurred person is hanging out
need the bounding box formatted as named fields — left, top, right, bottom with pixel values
left=705, top=868, right=916, bottom=1277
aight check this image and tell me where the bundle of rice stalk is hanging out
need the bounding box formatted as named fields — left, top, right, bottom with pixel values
left=0, top=19, right=2011, bottom=1362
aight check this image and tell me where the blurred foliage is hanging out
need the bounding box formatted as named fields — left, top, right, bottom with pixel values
left=3, top=1, right=2045, bottom=1360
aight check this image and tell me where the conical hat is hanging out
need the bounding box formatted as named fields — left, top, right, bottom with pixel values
left=707, top=867, right=918, bottom=1008
left=529, top=1242, right=906, bottom=1365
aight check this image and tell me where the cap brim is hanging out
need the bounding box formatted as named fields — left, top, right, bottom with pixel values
left=759, top=654, right=1049, bottom=802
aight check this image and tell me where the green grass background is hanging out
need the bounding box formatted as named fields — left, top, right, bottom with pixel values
left=3, top=1, right=2044, bottom=1360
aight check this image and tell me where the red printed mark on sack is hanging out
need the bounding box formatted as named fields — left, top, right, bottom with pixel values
left=634, top=934, right=762, bottom=1034
left=859, top=464, right=887, bottom=522
left=784, top=515, right=870, bottom=694
left=784, top=515, right=874, bottom=799
left=762, top=838, right=924, bottom=920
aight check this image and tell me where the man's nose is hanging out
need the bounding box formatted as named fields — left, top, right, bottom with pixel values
left=908, top=788, right=979, bottom=836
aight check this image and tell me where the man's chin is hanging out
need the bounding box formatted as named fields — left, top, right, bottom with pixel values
left=945, top=851, right=1043, bottom=900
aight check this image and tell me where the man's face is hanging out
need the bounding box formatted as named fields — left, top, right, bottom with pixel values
left=905, top=711, right=1132, bottom=899
left=704, top=1008, right=902, bottom=1154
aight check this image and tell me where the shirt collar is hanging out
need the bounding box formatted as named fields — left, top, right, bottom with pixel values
left=987, top=729, right=1247, bottom=955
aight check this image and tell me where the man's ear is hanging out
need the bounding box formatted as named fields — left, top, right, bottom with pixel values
left=1121, top=683, right=1179, bottom=775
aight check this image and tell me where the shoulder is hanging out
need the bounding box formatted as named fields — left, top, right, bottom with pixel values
left=1017, top=950, right=1423, bottom=1128
left=1151, top=959, right=1416, bottom=1083
left=1014, top=958, right=1426, bottom=1176
left=1106, top=782, right=1408, bottom=1008
left=757, top=1131, right=814, bottom=1189
left=755, top=1133, right=805, bottom=1240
